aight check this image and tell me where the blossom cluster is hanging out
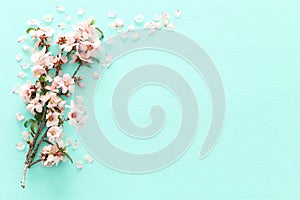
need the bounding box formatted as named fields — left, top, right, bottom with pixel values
left=15, top=9, right=103, bottom=187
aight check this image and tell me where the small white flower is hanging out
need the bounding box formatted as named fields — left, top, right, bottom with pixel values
left=134, top=14, right=144, bottom=23
left=26, top=19, right=40, bottom=26
left=46, top=111, right=60, bottom=127
left=84, top=155, right=94, bottom=163
left=175, top=9, right=181, bottom=18
left=16, top=142, right=26, bottom=151
left=76, top=160, right=83, bottom=169
left=109, top=18, right=124, bottom=30
left=66, top=14, right=71, bottom=22
left=72, top=140, right=78, bottom=149
left=47, top=126, right=63, bottom=142
left=93, top=72, right=99, bottom=79
left=21, top=131, right=30, bottom=140
left=56, top=5, right=65, bottom=12
left=166, top=23, right=175, bottom=31
left=16, top=113, right=25, bottom=121
left=58, top=23, right=67, bottom=29
left=17, top=71, right=26, bottom=79
left=77, top=7, right=85, bottom=15
left=16, top=54, right=22, bottom=62
left=127, top=25, right=136, bottom=32
left=107, top=11, right=117, bottom=18
left=153, top=14, right=161, bottom=21
left=18, top=35, right=27, bottom=43
left=43, top=14, right=54, bottom=23
left=21, top=62, right=30, bottom=69
left=22, top=45, right=30, bottom=51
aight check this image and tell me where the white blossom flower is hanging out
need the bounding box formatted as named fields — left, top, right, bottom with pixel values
left=67, top=96, right=87, bottom=131
left=134, top=14, right=144, bottom=23
left=43, top=15, right=54, bottom=23
left=127, top=25, right=136, bottom=32
left=46, top=111, right=60, bottom=127
left=22, top=45, right=30, bottom=51
left=56, top=5, right=65, bottom=12
left=166, top=23, right=175, bottom=31
left=22, top=131, right=30, bottom=140
left=76, top=160, right=83, bottom=169
left=19, top=81, right=34, bottom=103
left=109, top=18, right=124, bottom=30
left=17, top=71, right=26, bottom=79
left=107, top=11, right=117, bottom=18
left=26, top=93, right=43, bottom=114
left=41, top=144, right=66, bottom=167
left=21, top=62, right=30, bottom=69
left=16, top=54, right=22, bottom=62
left=161, top=12, right=170, bottom=26
left=175, top=9, right=181, bottom=18
left=78, top=7, right=85, bottom=15
left=26, top=19, right=40, bottom=26
left=16, top=142, right=26, bottom=151
left=72, top=140, right=78, bottom=149
left=16, top=113, right=25, bottom=121
left=84, top=155, right=94, bottom=163
left=18, top=35, right=27, bottom=43
left=31, top=65, right=46, bottom=78
left=58, top=23, right=67, bottom=30
left=93, top=72, right=99, bottom=79
left=47, top=126, right=62, bottom=142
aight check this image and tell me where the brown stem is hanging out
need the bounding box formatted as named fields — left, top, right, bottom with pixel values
left=21, top=164, right=28, bottom=188
left=72, top=63, right=83, bottom=78
left=30, top=128, right=49, bottom=160
left=28, top=159, right=42, bottom=168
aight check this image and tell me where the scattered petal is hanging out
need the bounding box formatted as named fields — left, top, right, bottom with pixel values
left=93, top=72, right=99, bottom=79
left=16, top=54, right=23, bottom=62
left=58, top=23, right=67, bottom=29
left=66, top=14, right=71, bottom=22
left=56, top=5, right=65, bottom=12
left=107, top=11, right=117, bottom=18
left=16, top=113, right=25, bottom=121
left=131, top=31, right=141, bottom=40
left=127, top=25, right=136, bottom=32
left=120, top=32, right=128, bottom=39
left=16, top=142, right=26, bottom=151
left=22, top=45, right=30, bottom=51
left=12, top=84, right=21, bottom=94
left=175, top=9, right=181, bottom=18
left=17, top=71, right=26, bottom=79
left=43, top=14, right=54, bottom=23
left=105, top=37, right=113, bottom=45
left=66, top=137, right=72, bottom=146
left=148, top=28, right=156, bottom=35
left=84, top=155, right=94, bottom=163
left=77, top=7, right=85, bottom=15
left=72, top=140, right=78, bottom=149
left=18, top=35, right=27, bottom=43
left=166, top=23, right=175, bottom=31
left=26, top=19, right=40, bottom=26
left=76, top=160, right=83, bottom=169
left=134, top=14, right=144, bottom=23
left=144, top=22, right=155, bottom=29
left=21, top=62, right=30, bottom=69
left=22, top=131, right=30, bottom=140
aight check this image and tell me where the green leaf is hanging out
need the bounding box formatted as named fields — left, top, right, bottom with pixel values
left=26, top=27, right=37, bottom=34
left=95, top=27, right=104, bottom=40
left=34, top=112, right=43, bottom=122
left=89, top=19, right=96, bottom=26
left=84, top=64, right=92, bottom=68
left=24, top=119, right=34, bottom=128
left=63, top=152, right=73, bottom=164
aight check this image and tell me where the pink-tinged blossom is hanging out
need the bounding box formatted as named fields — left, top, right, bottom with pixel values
left=47, top=126, right=62, bottom=142
left=19, top=81, right=34, bottom=103
left=109, top=18, right=124, bottom=30
left=67, top=96, right=87, bottom=131
left=40, top=144, right=66, bottom=167
left=43, top=15, right=54, bottom=23
left=26, top=93, right=43, bottom=114
left=31, top=46, right=53, bottom=69
left=107, top=11, right=117, bottom=18
left=46, top=111, right=60, bottom=127
left=31, top=65, right=46, bottom=78
left=16, top=113, right=25, bottom=121
left=16, top=142, right=26, bottom=151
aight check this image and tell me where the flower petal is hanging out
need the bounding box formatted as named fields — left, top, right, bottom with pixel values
left=134, top=14, right=144, bottom=23
left=58, top=23, right=67, bottom=29
left=72, top=139, right=78, bottom=149
left=18, top=35, right=27, bottom=43
left=56, top=5, right=65, bottom=12
left=77, top=7, right=85, bottom=15
left=66, top=14, right=71, bottom=22
left=17, top=71, right=26, bottom=79
left=175, top=9, right=181, bottom=18
left=16, top=142, right=26, bottom=151
left=26, top=19, right=40, bottom=26
left=43, top=14, right=54, bottom=23
left=21, top=62, right=30, bottom=69
left=84, top=155, right=94, bottom=163
left=16, top=113, right=25, bottom=121
left=93, top=72, right=99, bottom=79
left=107, top=11, right=117, bottom=18
left=76, top=160, right=83, bottom=169
left=16, top=54, right=23, bottom=62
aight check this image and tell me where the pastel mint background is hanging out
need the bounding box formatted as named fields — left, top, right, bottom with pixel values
left=0, top=0, right=299, bottom=199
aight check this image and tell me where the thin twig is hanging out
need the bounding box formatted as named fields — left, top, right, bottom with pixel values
left=72, top=63, right=83, bottom=78
left=28, top=159, right=42, bottom=168
left=21, top=164, right=28, bottom=188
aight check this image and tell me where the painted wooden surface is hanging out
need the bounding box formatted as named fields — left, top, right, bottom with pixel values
left=0, top=0, right=299, bottom=199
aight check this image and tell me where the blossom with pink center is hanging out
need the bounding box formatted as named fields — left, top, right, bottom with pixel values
left=31, top=47, right=53, bottom=69
left=26, top=93, right=43, bottom=114
left=31, top=65, right=46, bottom=78
left=19, top=81, right=34, bottom=103
left=40, top=144, right=66, bottom=167
left=67, top=96, right=87, bottom=131
left=47, top=126, right=62, bottom=142
left=57, top=32, right=77, bottom=52
left=46, top=111, right=60, bottom=127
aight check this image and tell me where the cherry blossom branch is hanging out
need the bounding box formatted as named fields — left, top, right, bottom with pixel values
left=72, top=62, right=83, bottom=79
